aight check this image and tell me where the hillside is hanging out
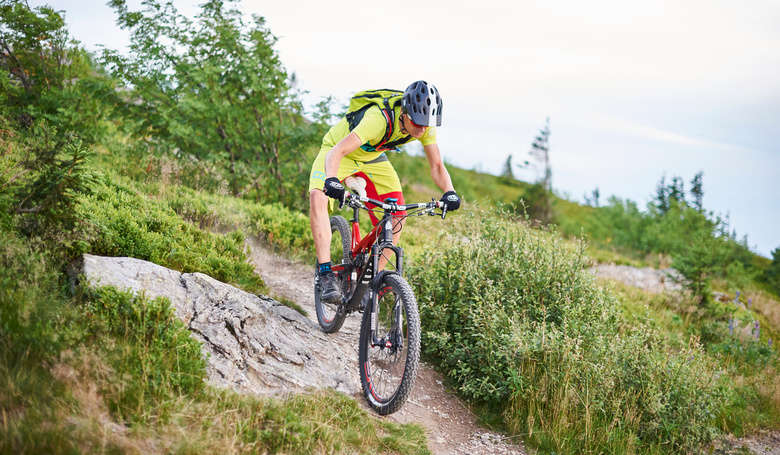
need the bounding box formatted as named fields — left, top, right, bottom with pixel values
left=2, top=1, right=778, bottom=454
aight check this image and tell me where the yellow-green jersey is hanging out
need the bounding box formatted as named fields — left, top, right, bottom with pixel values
left=320, top=104, right=437, bottom=163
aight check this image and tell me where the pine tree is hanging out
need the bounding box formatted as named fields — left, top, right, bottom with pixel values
left=766, top=247, right=780, bottom=294
left=528, top=117, right=552, bottom=192
left=515, top=118, right=552, bottom=222
left=654, top=175, right=669, bottom=213
left=501, top=154, right=514, bottom=180
left=690, top=171, right=704, bottom=212
left=669, top=176, right=686, bottom=205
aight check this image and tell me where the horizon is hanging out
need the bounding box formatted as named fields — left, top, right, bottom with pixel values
left=31, top=0, right=780, bottom=257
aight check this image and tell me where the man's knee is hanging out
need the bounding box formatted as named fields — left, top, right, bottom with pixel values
left=309, top=189, right=328, bottom=213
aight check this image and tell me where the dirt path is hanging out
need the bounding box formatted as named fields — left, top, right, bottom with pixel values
left=245, top=237, right=526, bottom=455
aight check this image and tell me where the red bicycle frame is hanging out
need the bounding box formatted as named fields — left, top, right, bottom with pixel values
left=330, top=204, right=394, bottom=273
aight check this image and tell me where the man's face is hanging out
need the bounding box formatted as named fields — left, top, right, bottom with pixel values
left=402, top=114, right=428, bottom=138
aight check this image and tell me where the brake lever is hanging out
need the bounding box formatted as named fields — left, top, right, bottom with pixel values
left=441, top=204, right=447, bottom=220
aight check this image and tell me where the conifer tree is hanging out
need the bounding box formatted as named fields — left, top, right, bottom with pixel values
left=516, top=118, right=552, bottom=222
left=654, top=175, right=669, bottom=213
left=501, top=154, right=514, bottom=180
left=690, top=171, right=704, bottom=212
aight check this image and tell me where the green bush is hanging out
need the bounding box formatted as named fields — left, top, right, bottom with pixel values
left=248, top=202, right=313, bottom=255
left=75, top=171, right=267, bottom=294
left=409, top=213, right=722, bottom=453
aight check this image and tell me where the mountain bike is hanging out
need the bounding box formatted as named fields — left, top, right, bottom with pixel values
left=314, top=185, right=448, bottom=415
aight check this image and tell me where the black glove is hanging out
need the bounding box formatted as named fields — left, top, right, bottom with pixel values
left=323, top=177, right=346, bottom=205
left=440, top=190, right=461, bottom=211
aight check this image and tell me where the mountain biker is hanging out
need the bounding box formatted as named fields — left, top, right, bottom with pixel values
left=309, top=80, right=461, bottom=304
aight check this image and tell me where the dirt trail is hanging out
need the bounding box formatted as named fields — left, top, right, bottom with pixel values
left=245, top=237, right=526, bottom=455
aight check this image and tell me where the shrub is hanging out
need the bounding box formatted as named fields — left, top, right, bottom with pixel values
left=513, top=182, right=554, bottom=224
left=247, top=202, right=313, bottom=255
left=74, top=171, right=267, bottom=294
left=409, top=213, right=722, bottom=453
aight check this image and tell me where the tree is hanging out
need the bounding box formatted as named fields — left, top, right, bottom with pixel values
left=102, top=0, right=324, bottom=204
left=514, top=118, right=552, bottom=223
left=654, top=175, right=669, bottom=214
left=670, top=210, right=729, bottom=306
left=521, top=117, right=551, bottom=192
left=0, top=0, right=112, bottom=137
left=584, top=187, right=600, bottom=207
left=501, top=154, right=514, bottom=180
left=654, top=173, right=691, bottom=214
left=690, top=171, right=704, bottom=212
left=668, top=176, right=686, bottom=205
left=766, top=247, right=780, bottom=295
left=0, top=1, right=98, bottom=234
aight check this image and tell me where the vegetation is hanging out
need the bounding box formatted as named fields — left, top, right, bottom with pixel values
left=1, top=0, right=777, bottom=454
left=101, top=0, right=328, bottom=208
left=408, top=214, right=756, bottom=454
left=1, top=2, right=426, bottom=453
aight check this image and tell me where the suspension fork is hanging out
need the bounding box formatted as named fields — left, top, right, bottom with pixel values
left=369, top=215, right=405, bottom=348
left=369, top=264, right=405, bottom=349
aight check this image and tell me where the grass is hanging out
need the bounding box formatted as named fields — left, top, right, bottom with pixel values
left=5, top=124, right=779, bottom=454
left=0, top=225, right=429, bottom=454
left=0, top=133, right=430, bottom=454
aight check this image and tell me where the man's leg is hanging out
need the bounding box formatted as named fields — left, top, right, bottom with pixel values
left=309, top=188, right=332, bottom=264
left=308, top=149, right=350, bottom=304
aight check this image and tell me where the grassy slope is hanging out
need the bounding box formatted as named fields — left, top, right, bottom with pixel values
left=1, top=137, right=429, bottom=454
left=4, top=133, right=777, bottom=453
left=154, top=148, right=777, bottom=451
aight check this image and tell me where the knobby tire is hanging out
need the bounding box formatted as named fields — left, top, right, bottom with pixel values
left=358, top=273, right=420, bottom=415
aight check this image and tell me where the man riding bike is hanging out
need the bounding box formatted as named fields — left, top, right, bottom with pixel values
left=309, top=80, right=461, bottom=304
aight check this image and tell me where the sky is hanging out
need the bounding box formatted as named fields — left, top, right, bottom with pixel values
left=32, top=0, right=780, bottom=257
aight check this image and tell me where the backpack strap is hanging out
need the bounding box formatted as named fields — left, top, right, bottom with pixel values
left=346, top=91, right=411, bottom=152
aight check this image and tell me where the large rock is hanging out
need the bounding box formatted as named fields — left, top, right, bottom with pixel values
left=81, top=254, right=359, bottom=395
left=589, top=264, right=683, bottom=293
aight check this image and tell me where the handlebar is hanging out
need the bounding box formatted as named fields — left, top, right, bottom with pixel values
left=343, top=193, right=448, bottom=219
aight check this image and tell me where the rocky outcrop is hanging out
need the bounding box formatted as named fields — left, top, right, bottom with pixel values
left=590, top=264, right=683, bottom=293
left=81, top=254, right=359, bottom=395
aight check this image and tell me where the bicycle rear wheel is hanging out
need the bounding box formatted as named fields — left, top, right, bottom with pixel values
left=314, top=215, right=351, bottom=333
left=358, top=273, right=420, bottom=415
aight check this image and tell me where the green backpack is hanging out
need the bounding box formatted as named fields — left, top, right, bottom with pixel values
left=345, top=89, right=414, bottom=152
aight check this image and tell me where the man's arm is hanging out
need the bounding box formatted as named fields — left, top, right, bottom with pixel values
left=325, top=132, right=362, bottom=178
left=423, top=143, right=455, bottom=192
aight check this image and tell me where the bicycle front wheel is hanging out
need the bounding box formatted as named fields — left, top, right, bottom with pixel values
left=358, top=273, right=420, bottom=415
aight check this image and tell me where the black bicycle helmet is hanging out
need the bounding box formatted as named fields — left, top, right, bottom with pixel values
left=402, top=80, right=442, bottom=127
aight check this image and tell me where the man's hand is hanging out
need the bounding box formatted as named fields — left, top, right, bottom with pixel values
left=324, top=177, right=346, bottom=206
left=440, top=190, right=461, bottom=211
